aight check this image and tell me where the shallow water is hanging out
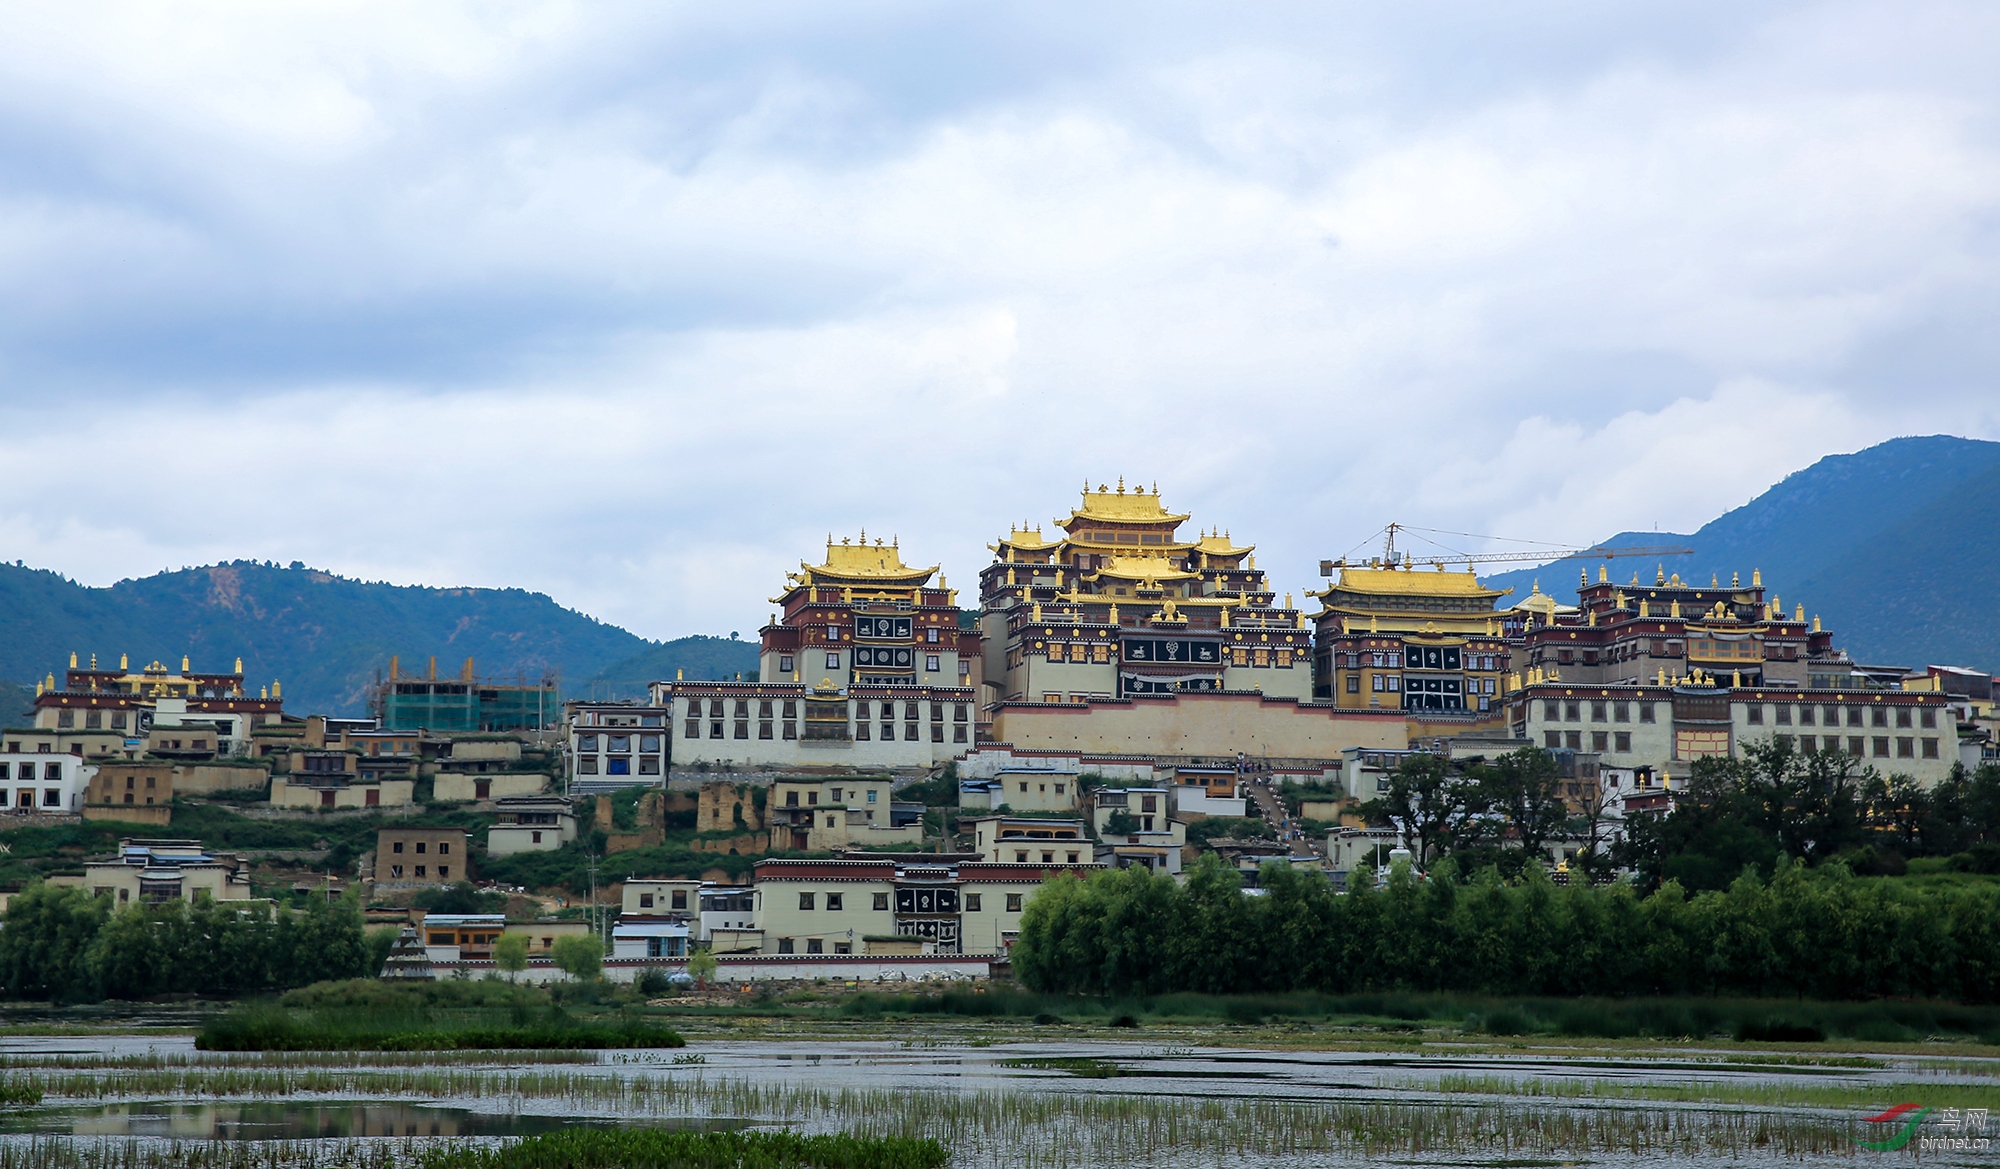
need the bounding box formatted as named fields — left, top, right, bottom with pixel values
left=0, top=1101, right=648, bottom=1140
left=0, top=1030, right=1993, bottom=1167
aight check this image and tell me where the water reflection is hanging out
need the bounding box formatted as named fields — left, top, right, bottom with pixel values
left=0, top=1102, right=677, bottom=1140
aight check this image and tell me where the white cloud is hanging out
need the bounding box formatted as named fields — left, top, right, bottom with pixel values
left=0, top=1, right=1996, bottom=643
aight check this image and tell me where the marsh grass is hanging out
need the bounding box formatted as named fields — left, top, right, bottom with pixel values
left=417, top=1129, right=948, bottom=1169
left=1415, top=1073, right=2000, bottom=1111
left=197, top=1005, right=682, bottom=1052
left=2, top=1063, right=1871, bottom=1164
left=837, top=988, right=2000, bottom=1044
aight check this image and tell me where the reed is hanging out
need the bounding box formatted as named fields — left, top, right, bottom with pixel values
left=417, top=1129, right=949, bottom=1169
left=196, top=1004, right=682, bottom=1052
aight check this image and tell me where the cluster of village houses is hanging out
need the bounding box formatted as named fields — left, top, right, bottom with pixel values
left=7, top=482, right=1999, bottom=979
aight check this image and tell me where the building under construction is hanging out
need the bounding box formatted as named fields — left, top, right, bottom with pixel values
left=370, top=656, right=560, bottom=733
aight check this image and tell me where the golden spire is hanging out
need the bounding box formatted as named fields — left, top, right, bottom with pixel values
left=260, top=685, right=268, bottom=699
left=1711, top=573, right=1718, bottom=588
left=1108, top=604, right=1119, bottom=623
left=1812, top=614, right=1821, bottom=633
left=1580, top=568, right=1588, bottom=588
left=1031, top=601, right=1042, bottom=622
left=1615, top=589, right=1626, bottom=608
left=676, top=668, right=684, bottom=681
left=1732, top=571, right=1740, bottom=587
left=1006, top=567, right=1017, bottom=586
left=182, top=655, right=190, bottom=673
left=272, top=681, right=281, bottom=700
left=90, top=653, right=97, bottom=669
left=119, top=653, right=128, bottom=671
left=233, top=657, right=242, bottom=675
left=34, top=679, right=43, bottom=696
left=1795, top=604, right=1805, bottom=622
left=45, top=672, right=54, bottom=690
left=1284, top=593, right=1293, bottom=610
left=1656, top=565, right=1666, bottom=586
left=69, top=651, right=77, bottom=669
left=1598, top=565, right=1609, bottom=584
left=1639, top=598, right=1649, bottom=617
left=1588, top=608, right=1597, bottom=626
left=1732, top=669, right=1742, bottom=688
left=1368, top=613, right=1378, bottom=633
left=1657, top=667, right=1666, bottom=686
left=1669, top=598, right=1681, bottom=618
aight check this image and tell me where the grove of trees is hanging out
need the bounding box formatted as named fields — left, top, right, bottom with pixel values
left=1012, top=853, right=2000, bottom=1001
left=1357, top=745, right=2000, bottom=891
left=0, top=884, right=378, bottom=1001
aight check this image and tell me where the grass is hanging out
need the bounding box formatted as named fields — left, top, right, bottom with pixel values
left=197, top=979, right=683, bottom=1052
left=418, top=1129, right=948, bottom=1169
left=197, top=1006, right=683, bottom=1052
left=837, top=988, right=2000, bottom=1043
left=1414, top=1073, right=2000, bottom=1112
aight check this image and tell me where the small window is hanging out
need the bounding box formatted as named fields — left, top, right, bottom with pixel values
left=806, top=939, right=823, bottom=955
left=393, top=841, right=405, bottom=854
left=873, top=892, right=889, bottom=911
left=826, top=893, right=843, bottom=911
left=826, top=652, right=840, bottom=669
left=1006, top=893, right=1023, bottom=912
left=415, top=842, right=426, bottom=854
left=798, top=892, right=815, bottom=911
left=438, top=842, right=450, bottom=855
left=965, top=893, right=982, bottom=911
left=778, top=938, right=795, bottom=954
left=1639, top=703, right=1656, bottom=723
left=1746, top=706, right=1763, bottom=725
left=1614, top=732, right=1631, bottom=753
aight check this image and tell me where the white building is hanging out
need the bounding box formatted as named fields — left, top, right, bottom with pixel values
left=612, top=917, right=692, bottom=959
left=565, top=702, right=670, bottom=787
left=486, top=795, right=576, bottom=857
left=970, top=816, right=1094, bottom=866
left=0, top=752, right=89, bottom=815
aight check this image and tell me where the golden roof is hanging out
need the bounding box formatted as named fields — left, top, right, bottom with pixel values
left=1192, top=529, right=1253, bottom=556
left=991, top=524, right=1061, bottom=553
left=796, top=536, right=938, bottom=584
left=1060, top=479, right=1189, bottom=526
left=1084, top=555, right=1199, bottom=583
left=1509, top=580, right=1576, bottom=615
left=1317, top=564, right=1504, bottom=599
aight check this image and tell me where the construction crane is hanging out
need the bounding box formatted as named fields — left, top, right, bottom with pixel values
left=1319, top=522, right=1694, bottom=576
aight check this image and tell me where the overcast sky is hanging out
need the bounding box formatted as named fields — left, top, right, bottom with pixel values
left=3, top=2, right=1997, bottom=640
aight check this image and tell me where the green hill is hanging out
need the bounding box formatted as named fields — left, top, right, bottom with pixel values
left=0, top=562, right=750, bottom=717
left=1484, top=435, right=2000, bottom=672
left=573, top=636, right=761, bottom=702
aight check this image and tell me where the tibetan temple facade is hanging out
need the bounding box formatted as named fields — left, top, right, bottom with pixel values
left=977, top=481, right=1312, bottom=705
left=23, top=653, right=286, bottom=760
left=1309, top=561, right=1515, bottom=714
left=1504, top=565, right=1960, bottom=785
left=653, top=536, right=980, bottom=769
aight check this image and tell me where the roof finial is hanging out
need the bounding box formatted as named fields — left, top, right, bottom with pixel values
left=1117, top=475, right=1125, bottom=493
left=1731, top=571, right=1740, bottom=587
left=1656, top=564, right=1666, bottom=586
left=1711, top=573, right=1718, bottom=588
left=1598, top=565, right=1609, bottom=583
left=1752, top=568, right=1762, bottom=587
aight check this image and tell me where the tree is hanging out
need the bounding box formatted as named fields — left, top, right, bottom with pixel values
left=494, top=932, right=530, bottom=981
left=0, top=885, right=108, bottom=1001
left=1362, top=753, right=1488, bottom=865
left=1476, top=748, right=1568, bottom=859
left=550, top=934, right=603, bottom=981
left=687, top=945, right=718, bottom=989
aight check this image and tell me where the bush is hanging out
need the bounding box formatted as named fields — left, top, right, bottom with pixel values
left=635, top=967, right=673, bottom=996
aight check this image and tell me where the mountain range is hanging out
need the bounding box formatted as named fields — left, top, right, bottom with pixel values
left=1483, top=434, right=2000, bottom=674
left=0, top=561, right=757, bottom=719
left=2, top=433, right=1994, bottom=721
